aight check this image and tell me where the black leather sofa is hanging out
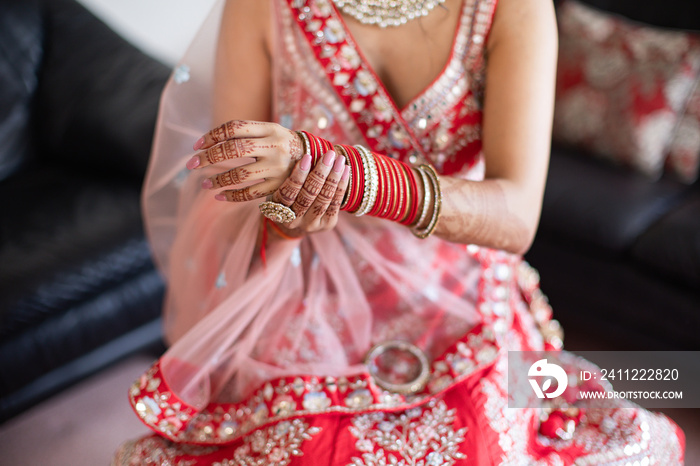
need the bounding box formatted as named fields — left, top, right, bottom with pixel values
left=526, top=0, right=700, bottom=351
left=0, top=0, right=169, bottom=421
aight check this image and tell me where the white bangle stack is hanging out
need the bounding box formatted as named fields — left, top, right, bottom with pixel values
left=354, top=145, right=379, bottom=217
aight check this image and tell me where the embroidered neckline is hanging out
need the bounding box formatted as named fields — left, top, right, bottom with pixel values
left=288, top=0, right=427, bottom=162
left=331, top=0, right=472, bottom=114
left=285, top=0, right=494, bottom=172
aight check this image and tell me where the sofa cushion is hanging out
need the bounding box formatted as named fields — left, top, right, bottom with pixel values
left=0, top=0, right=43, bottom=182
left=667, top=86, right=700, bottom=183
left=553, top=0, right=700, bottom=179
left=631, top=192, right=700, bottom=288
left=539, top=146, right=691, bottom=253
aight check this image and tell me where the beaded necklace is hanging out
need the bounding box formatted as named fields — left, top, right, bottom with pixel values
left=332, top=0, right=447, bottom=28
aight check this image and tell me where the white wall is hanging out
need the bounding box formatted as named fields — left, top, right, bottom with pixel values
left=77, top=0, right=217, bottom=65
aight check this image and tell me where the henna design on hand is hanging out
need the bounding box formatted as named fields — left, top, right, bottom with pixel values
left=278, top=184, right=301, bottom=205
left=225, top=139, right=256, bottom=158
left=205, top=144, right=227, bottom=165
left=302, top=172, right=326, bottom=197
left=225, top=187, right=258, bottom=202
left=295, top=194, right=315, bottom=209
left=206, top=140, right=257, bottom=165
left=318, top=178, right=338, bottom=202
left=312, top=204, right=327, bottom=216
left=288, top=131, right=304, bottom=161
left=217, top=167, right=251, bottom=187
left=211, top=121, right=248, bottom=143
left=276, top=170, right=307, bottom=205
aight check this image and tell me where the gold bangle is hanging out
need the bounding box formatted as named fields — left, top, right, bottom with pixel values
left=296, top=131, right=311, bottom=158
left=411, top=164, right=442, bottom=239
left=413, top=166, right=431, bottom=228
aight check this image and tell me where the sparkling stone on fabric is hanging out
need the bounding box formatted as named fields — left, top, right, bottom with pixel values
left=173, top=64, right=191, bottom=84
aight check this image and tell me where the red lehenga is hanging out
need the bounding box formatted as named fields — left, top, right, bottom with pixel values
left=113, top=0, right=685, bottom=464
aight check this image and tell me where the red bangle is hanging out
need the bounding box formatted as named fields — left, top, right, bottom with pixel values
left=301, top=131, right=334, bottom=166
left=342, top=145, right=364, bottom=213
left=402, top=164, right=420, bottom=226
left=387, top=158, right=401, bottom=221
left=296, top=133, right=422, bottom=227
left=369, top=154, right=388, bottom=217
left=392, top=159, right=406, bottom=223
left=390, top=158, right=406, bottom=222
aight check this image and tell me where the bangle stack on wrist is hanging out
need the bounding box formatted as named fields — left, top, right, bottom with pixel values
left=290, top=132, right=442, bottom=238
left=299, top=130, right=333, bottom=166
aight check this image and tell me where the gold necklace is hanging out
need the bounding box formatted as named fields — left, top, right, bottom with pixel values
left=332, top=0, right=447, bottom=28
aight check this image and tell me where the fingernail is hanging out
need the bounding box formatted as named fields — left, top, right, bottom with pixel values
left=215, top=194, right=226, bottom=201
left=300, top=153, right=312, bottom=171
left=342, top=165, right=350, bottom=181
left=186, top=155, right=200, bottom=170
left=201, top=178, right=213, bottom=189
left=322, top=150, right=336, bottom=167
left=333, top=155, right=345, bottom=173
left=193, top=137, right=205, bottom=150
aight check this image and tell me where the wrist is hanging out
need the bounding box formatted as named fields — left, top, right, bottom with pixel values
left=265, top=217, right=303, bottom=240
left=295, top=131, right=442, bottom=238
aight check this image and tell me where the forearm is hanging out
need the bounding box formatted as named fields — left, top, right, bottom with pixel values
left=430, top=176, right=537, bottom=254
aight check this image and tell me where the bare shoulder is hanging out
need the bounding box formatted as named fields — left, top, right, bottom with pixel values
left=221, top=0, right=273, bottom=52
left=487, top=0, right=558, bottom=54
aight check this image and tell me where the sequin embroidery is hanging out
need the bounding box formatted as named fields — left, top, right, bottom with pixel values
left=347, top=399, right=467, bottom=465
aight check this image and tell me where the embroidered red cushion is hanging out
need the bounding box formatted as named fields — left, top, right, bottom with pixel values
left=667, top=85, right=700, bottom=182
left=552, top=0, right=700, bottom=180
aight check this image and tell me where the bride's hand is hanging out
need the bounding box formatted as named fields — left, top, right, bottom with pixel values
left=271, top=150, right=349, bottom=235
left=187, top=120, right=305, bottom=201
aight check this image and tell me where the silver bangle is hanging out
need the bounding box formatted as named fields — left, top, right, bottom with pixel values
left=297, top=131, right=312, bottom=158
left=365, top=340, right=430, bottom=395
left=354, top=145, right=378, bottom=217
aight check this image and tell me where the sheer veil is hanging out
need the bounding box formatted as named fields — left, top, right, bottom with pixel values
left=143, top=0, right=482, bottom=412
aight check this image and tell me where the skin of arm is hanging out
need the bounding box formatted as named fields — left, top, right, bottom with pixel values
left=432, top=0, right=558, bottom=254
left=213, top=0, right=273, bottom=125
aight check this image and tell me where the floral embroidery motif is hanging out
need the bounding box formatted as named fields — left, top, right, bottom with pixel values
left=112, top=436, right=217, bottom=466
left=347, top=399, right=467, bottom=466
left=214, top=420, right=321, bottom=466
left=284, top=0, right=497, bottom=174
left=553, top=0, right=700, bottom=178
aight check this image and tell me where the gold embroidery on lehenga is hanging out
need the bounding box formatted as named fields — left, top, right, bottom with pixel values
left=347, top=399, right=467, bottom=466
left=112, top=436, right=217, bottom=466
left=480, top=353, right=563, bottom=466
left=214, top=419, right=321, bottom=466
